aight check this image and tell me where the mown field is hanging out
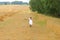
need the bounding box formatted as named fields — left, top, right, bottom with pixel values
left=0, top=5, right=60, bottom=40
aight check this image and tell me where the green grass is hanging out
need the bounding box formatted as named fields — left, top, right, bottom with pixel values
left=35, top=20, right=47, bottom=27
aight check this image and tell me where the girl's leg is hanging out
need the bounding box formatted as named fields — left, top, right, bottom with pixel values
left=30, top=25, right=32, bottom=27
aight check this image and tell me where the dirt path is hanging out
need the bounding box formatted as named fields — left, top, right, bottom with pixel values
left=0, top=5, right=60, bottom=40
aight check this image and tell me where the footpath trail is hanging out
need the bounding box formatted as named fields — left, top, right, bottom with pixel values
left=0, top=5, right=60, bottom=40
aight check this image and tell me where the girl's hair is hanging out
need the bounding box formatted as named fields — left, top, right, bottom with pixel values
left=30, top=17, right=32, bottom=19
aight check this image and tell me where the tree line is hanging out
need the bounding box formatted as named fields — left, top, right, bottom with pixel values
left=0, top=1, right=28, bottom=5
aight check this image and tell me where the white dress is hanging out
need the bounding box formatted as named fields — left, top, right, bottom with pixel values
left=29, top=18, right=33, bottom=25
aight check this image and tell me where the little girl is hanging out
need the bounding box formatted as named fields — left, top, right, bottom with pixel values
left=29, top=17, right=33, bottom=27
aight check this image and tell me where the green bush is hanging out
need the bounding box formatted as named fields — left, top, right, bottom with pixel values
left=29, top=0, right=60, bottom=18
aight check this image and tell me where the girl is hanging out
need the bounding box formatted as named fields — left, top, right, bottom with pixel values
left=29, top=17, right=33, bottom=27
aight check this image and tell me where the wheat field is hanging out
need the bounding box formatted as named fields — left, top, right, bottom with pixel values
left=0, top=5, right=60, bottom=40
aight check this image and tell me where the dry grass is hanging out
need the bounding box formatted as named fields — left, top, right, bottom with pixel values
left=0, top=5, right=60, bottom=40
